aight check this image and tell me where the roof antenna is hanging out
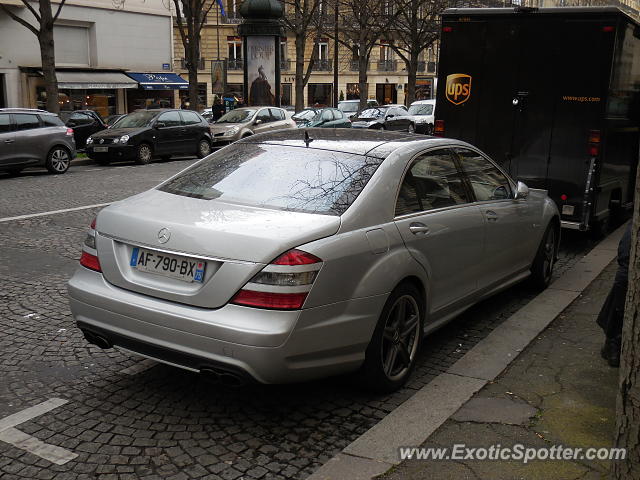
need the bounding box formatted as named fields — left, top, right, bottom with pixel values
left=304, top=129, right=313, bottom=147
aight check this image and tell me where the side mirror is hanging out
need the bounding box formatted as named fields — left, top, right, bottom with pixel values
left=254, top=119, right=262, bottom=125
left=514, top=181, right=529, bottom=200
left=155, top=121, right=166, bottom=129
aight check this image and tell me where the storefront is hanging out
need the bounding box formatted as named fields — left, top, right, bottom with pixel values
left=28, top=69, right=138, bottom=117
left=125, top=72, right=189, bottom=111
left=376, top=83, right=397, bottom=105
left=308, top=83, right=333, bottom=107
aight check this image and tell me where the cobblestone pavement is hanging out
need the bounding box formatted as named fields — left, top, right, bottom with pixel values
left=0, top=160, right=599, bottom=480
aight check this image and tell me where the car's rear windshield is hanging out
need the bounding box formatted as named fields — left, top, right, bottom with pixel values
left=408, top=104, right=433, bottom=115
left=112, top=111, right=157, bottom=128
left=158, top=144, right=383, bottom=215
left=338, top=102, right=359, bottom=112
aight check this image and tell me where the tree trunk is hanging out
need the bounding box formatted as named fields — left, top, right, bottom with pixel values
left=358, top=53, right=368, bottom=111
left=294, top=33, right=305, bottom=112
left=187, top=37, right=200, bottom=110
left=405, top=52, right=418, bottom=106
left=612, top=165, right=640, bottom=479
left=39, top=1, right=59, bottom=113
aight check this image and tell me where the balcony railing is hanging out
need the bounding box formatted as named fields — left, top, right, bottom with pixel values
left=377, top=60, right=397, bottom=72
left=350, top=60, right=369, bottom=71
left=227, top=58, right=243, bottom=70
left=222, top=12, right=242, bottom=24
left=179, top=58, right=206, bottom=70
left=280, top=59, right=291, bottom=71
left=312, top=58, right=331, bottom=71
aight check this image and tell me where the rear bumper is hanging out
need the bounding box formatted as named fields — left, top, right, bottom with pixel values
left=67, top=267, right=386, bottom=383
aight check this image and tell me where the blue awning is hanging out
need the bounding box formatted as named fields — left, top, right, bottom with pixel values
left=126, top=72, right=189, bottom=90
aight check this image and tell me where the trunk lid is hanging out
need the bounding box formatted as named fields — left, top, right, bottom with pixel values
left=95, top=189, right=340, bottom=308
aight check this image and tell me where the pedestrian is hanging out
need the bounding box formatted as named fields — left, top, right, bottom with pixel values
left=211, top=98, right=225, bottom=122
left=597, top=223, right=632, bottom=367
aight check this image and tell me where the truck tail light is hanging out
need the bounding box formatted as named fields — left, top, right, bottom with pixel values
left=231, top=249, right=322, bottom=310
left=434, top=120, right=445, bottom=137
left=588, top=129, right=601, bottom=157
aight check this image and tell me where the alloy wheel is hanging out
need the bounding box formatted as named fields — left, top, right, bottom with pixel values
left=408, top=124, right=415, bottom=133
left=381, top=294, right=421, bottom=381
left=50, top=149, right=70, bottom=173
left=139, top=144, right=152, bottom=163
left=542, top=228, right=556, bottom=283
left=199, top=140, right=211, bottom=157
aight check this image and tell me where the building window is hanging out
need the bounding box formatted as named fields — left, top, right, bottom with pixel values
left=308, top=83, right=332, bottom=106
left=228, top=37, right=243, bottom=70
left=179, top=83, right=208, bottom=110
left=54, top=25, right=90, bottom=66
left=281, top=83, right=292, bottom=106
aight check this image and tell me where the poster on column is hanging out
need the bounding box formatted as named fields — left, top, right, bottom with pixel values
left=247, top=36, right=276, bottom=106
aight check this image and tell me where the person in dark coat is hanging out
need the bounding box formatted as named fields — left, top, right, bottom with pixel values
left=211, top=98, right=226, bottom=122
left=597, top=223, right=632, bottom=367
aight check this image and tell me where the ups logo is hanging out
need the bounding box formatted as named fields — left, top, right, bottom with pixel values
left=446, top=74, right=472, bottom=105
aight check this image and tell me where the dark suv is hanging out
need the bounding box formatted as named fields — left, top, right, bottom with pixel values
left=0, top=108, right=76, bottom=175
left=86, top=109, right=212, bottom=165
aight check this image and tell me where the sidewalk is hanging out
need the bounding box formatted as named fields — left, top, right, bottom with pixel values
left=380, top=261, right=619, bottom=480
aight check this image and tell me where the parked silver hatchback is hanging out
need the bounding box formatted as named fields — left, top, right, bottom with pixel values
left=209, top=107, right=295, bottom=147
left=0, top=108, right=76, bottom=174
left=68, top=129, right=559, bottom=391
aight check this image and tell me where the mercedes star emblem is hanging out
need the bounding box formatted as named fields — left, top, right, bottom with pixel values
left=157, top=228, right=171, bottom=244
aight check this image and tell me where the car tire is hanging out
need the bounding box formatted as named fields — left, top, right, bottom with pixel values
left=426, top=124, right=434, bottom=135
left=196, top=138, right=211, bottom=158
left=358, top=282, right=424, bottom=392
left=45, top=146, right=71, bottom=174
left=135, top=143, right=153, bottom=165
left=408, top=123, right=415, bottom=133
left=378, top=125, right=385, bottom=131
left=530, top=223, right=558, bottom=290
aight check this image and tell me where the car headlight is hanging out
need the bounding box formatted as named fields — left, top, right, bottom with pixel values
left=86, top=137, right=93, bottom=144
left=119, top=135, right=130, bottom=144
left=223, top=127, right=239, bottom=136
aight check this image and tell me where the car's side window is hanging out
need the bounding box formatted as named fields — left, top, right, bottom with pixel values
left=40, top=115, right=64, bottom=127
left=395, top=149, right=470, bottom=216
left=269, top=108, right=284, bottom=121
left=181, top=111, right=201, bottom=125
left=454, top=147, right=512, bottom=201
left=0, top=114, right=11, bottom=133
left=256, top=109, right=271, bottom=123
left=157, top=111, right=182, bottom=127
left=321, top=110, right=333, bottom=121
left=70, top=112, right=94, bottom=125
left=14, top=114, right=40, bottom=131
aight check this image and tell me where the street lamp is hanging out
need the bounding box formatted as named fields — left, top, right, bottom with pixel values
left=238, top=0, right=285, bottom=107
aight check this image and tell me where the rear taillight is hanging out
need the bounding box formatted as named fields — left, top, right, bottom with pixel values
left=66, top=128, right=74, bottom=136
left=434, top=119, right=445, bottom=137
left=80, top=217, right=101, bottom=272
left=231, top=248, right=322, bottom=310
left=588, top=129, right=600, bottom=157
left=80, top=251, right=101, bottom=272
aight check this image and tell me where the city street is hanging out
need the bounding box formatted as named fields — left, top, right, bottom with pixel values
left=0, top=158, right=601, bottom=480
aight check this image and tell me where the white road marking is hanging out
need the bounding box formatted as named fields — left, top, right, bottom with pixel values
left=0, top=203, right=111, bottom=223
left=0, top=398, right=77, bottom=465
left=0, top=427, right=77, bottom=465
left=119, top=359, right=157, bottom=375
left=0, top=398, right=68, bottom=432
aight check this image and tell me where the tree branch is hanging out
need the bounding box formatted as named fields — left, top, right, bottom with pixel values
left=20, top=0, right=40, bottom=23
left=1, top=4, right=39, bottom=35
left=53, top=0, right=68, bottom=22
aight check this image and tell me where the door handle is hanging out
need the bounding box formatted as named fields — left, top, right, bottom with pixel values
left=409, top=222, right=430, bottom=235
left=4, top=139, right=14, bottom=144
left=485, top=210, right=498, bottom=221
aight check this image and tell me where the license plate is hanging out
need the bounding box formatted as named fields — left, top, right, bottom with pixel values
left=94, top=146, right=108, bottom=152
left=130, top=247, right=206, bottom=283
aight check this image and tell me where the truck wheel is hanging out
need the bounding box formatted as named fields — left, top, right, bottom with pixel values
left=530, top=223, right=558, bottom=290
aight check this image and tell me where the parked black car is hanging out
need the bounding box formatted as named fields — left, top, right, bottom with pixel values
left=59, top=110, right=107, bottom=149
left=85, top=109, right=212, bottom=165
left=350, top=105, right=411, bottom=131
left=104, top=114, right=126, bottom=128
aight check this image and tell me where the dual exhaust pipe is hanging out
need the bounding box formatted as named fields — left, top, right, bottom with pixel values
left=81, top=329, right=246, bottom=387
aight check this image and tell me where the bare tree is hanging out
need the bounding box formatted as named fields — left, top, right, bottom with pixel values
left=331, top=0, right=401, bottom=110
left=282, top=0, right=324, bottom=111
left=612, top=169, right=640, bottom=479
left=0, top=0, right=67, bottom=112
left=389, top=0, right=445, bottom=105
left=173, top=0, right=216, bottom=109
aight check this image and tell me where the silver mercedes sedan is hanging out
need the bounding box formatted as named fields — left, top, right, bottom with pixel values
left=68, top=129, right=559, bottom=391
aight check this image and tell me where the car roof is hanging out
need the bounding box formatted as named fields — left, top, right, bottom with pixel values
left=410, top=99, right=436, bottom=105
left=0, top=108, right=53, bottom=114
left=237, top=128, right=456, bottom=158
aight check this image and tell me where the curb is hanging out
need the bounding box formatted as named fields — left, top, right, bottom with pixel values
left=306, top=224, right=626, bottom=480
